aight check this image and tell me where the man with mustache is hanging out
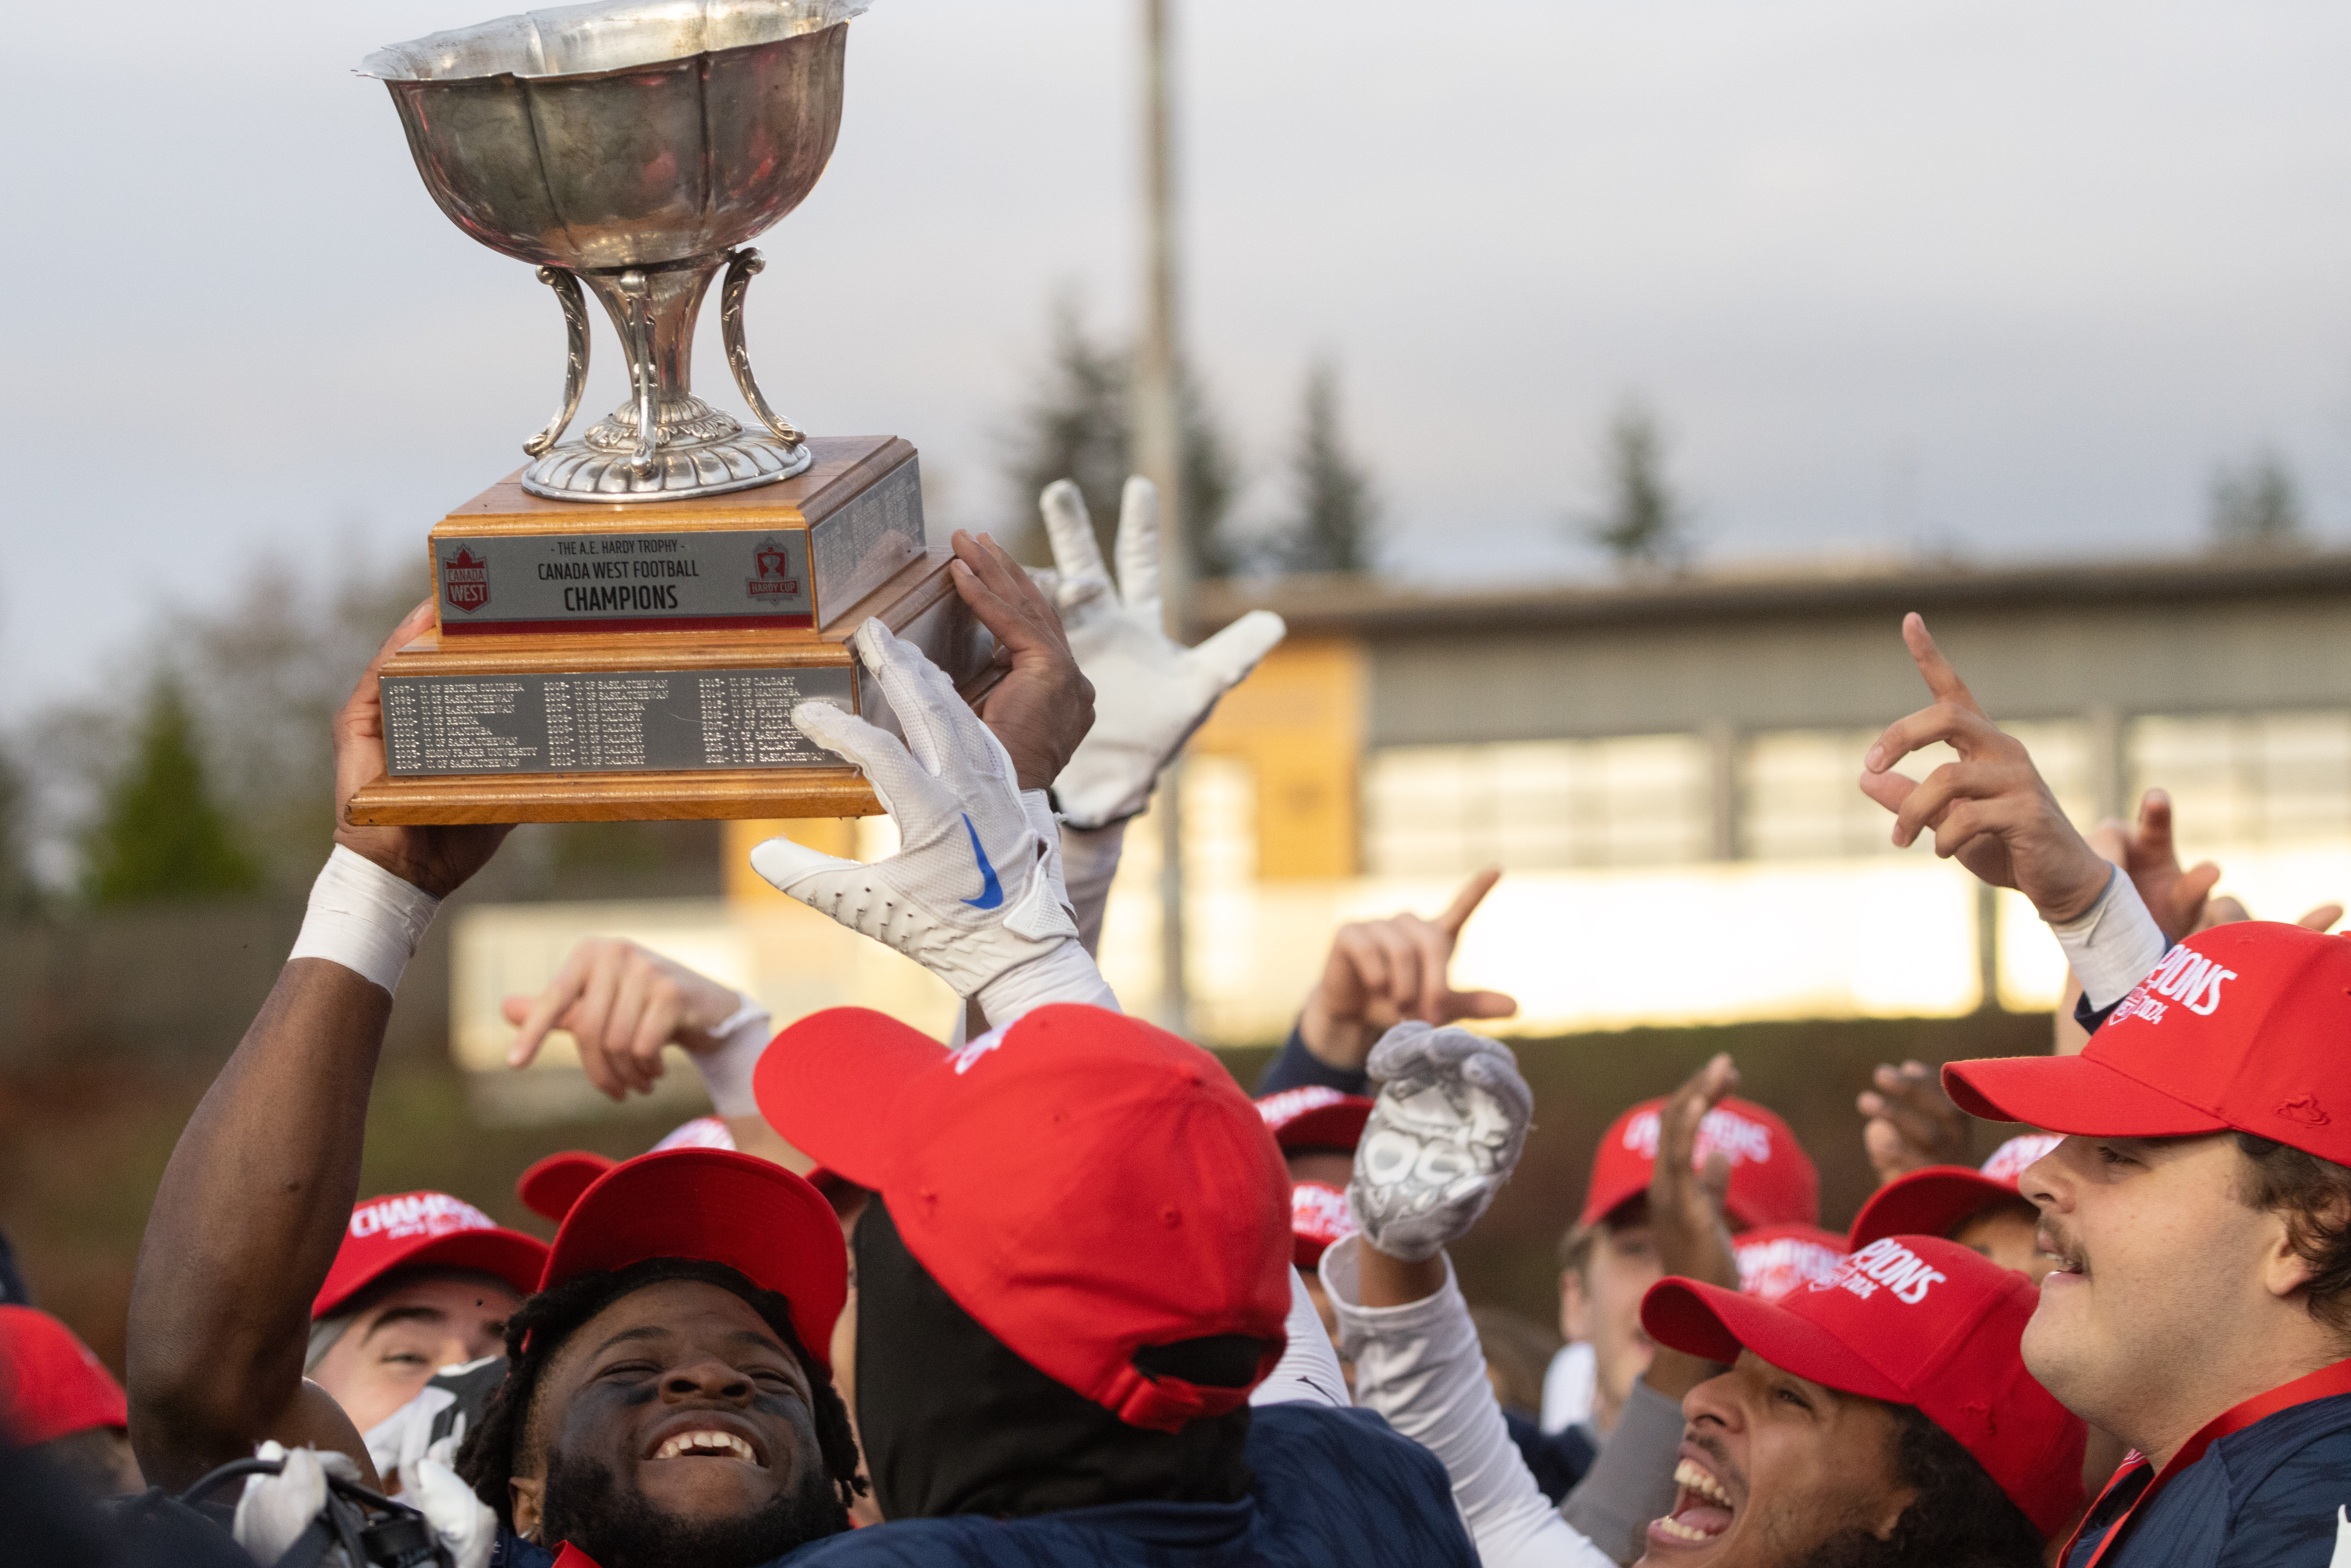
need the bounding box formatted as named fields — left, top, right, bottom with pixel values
left=1866, top=611, right=2351, bottom=1565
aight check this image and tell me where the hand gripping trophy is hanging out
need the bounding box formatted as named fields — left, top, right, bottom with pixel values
left=349, top=1, right=992, bottom=827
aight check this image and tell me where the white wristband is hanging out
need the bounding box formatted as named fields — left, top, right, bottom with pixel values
left=975, top=939, right=1120, bottom=1028
left=287, top=846, right=441, bottom=997
left=2048, top=863, right=2171, bottom=1011
left=692, top=998, right=773, bottom=1118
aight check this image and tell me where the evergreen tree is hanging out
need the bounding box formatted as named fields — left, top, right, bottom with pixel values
left=1275, top=363, right=1378, bottom=574
left=80, top=676, right=259, bottom=905
left=1583, top=398, right=1691, bottom=571
left=2208, top=450, right=2307, bottom=552
left=0, top=744, right=33, bottom=916
left=1000, top=297, right=1240, bottom=579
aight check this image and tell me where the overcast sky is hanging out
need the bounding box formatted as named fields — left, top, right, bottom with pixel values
left=8, top=1, right=2351, bottom=717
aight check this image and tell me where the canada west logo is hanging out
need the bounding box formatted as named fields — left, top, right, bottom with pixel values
left=441, top=547, right=490, bottom=613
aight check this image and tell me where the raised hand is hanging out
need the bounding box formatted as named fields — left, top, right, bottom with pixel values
left=749, top=620, right=1080, bottom=998
left=1035, top=477, right=1287, bottom=829
left=332, top=600, right=511, bottom=897
left=1855, top=1060, right=1972, bottom=1184
left=1301, top=869, right=1518, bottom=1071
left=949, top=527, right=1093, bottom=793
left=2091, top=789, right=2221, bottom=944
left=1648, top=1054, right=1743, bottom=1290
left=1859, top=612, right=2109, bottom=921
left=1350, top=1024, right=1533, bottom=1263
left=503, top=937, right=750, bottom=1100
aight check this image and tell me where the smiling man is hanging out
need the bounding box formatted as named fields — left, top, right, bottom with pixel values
left=452, top=1147, right=863, bottom=1567
left=1864, top=611, right=2351, bottom=1565
left=1636, top=1234, right=2082, bottom=1567
left=1941, top=922, right=2351, bottom=1567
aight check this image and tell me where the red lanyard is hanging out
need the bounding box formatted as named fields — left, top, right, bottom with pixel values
left=2072, top=1357, right=2351, bottom=1567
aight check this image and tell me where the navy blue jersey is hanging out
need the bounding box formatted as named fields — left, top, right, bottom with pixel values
left=779, top=1403, right=1474, bottom=1568
left=2065, top=1390, right=2351, bottom=1568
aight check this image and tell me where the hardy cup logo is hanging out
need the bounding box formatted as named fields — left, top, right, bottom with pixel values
left=1816, top=1237, right=1946, bottom=1305
left=747, top=536, right=800, bottom=601
left=1626, top=1106, right=1774, bottom=1168
left=441, top=547, right=490, bottom=613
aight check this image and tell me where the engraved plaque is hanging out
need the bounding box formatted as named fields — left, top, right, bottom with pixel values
left=381, top=667, right=855, bottom=776
left=435, top=532, right=814, bottom=635
left=809, top=456, right=923, bottom=625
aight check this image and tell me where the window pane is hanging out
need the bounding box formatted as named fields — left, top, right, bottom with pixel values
left=1364, top=736, right=1708, bottom=875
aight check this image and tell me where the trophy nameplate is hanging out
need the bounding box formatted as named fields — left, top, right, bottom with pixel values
left=345, top=436, right=999, bottom=826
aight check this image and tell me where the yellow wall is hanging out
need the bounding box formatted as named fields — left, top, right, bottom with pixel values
left=1190, top=637, right=1365, bottom=880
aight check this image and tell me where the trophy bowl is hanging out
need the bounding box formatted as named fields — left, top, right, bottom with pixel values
left=364, top=1, right=867, bottom=501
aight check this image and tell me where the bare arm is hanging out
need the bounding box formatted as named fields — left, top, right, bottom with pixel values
left=127, top=601, right=509, bottom=1489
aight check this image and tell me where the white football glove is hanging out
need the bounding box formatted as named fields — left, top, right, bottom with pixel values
left=1038, top=477, right=1287, bottom=830
left=1349, top=1023, right=1533, bottom=1262
left=752, top=620, right=1084, bottom=1001
left=232, top=1442, right=360, bottom=1564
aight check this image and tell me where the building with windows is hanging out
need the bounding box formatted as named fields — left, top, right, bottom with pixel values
left=1091, top=551, right=2351, bottom=1043
left=449, top=551, right=2351, bottom=1102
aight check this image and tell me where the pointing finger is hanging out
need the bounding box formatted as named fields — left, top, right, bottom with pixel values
left=1901, top=612, right=1985, bottom=716
left=1436, top=867, right=1503, bottom=938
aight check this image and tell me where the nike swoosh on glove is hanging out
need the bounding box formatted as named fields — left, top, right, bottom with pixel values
left=751, top=618, right=1081, bottom=998
left=1349, top=1023, right=1534, bottom=1263
left=1038, top=476, right=1286, bottom=830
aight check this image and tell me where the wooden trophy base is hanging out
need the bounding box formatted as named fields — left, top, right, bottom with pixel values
left=345, top=436, right=994, bottom=826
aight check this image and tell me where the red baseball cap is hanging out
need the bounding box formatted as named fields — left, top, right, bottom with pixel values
left=1289, top=1180, right=1356, bottom=1269
left=1847, top=1134, right=2062, bottom=1252
left=1581, top=1096, right=1818, bottom=1231
left=518, top=1152, right=615, bottom=1224
left=1257, top=1086, right=1374, bottom=1152
left=756, top=1004, right=1294, bottom=1433
left=1944, top=923, right=2351, bottom=1164
left=539, top=1148, right=846, bottom=1370
left=1731, top=1223, right=1848, bottom=1305
left=0, top=1306, right=126, bottom=1445
left=313, top=1192, right=550, bottom=1320
left=1643, top=1234, right=2086, bottom=1538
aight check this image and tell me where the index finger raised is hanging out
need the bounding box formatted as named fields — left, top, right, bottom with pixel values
left=1435, top=867, right=1502, bottom=938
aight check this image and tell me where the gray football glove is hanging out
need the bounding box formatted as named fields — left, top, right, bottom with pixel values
left=1349, top=1023, right=1533, bottom=1262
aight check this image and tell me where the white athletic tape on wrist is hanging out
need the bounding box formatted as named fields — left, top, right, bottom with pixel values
left=692, top=998, right=773, bottom=1118
left=287, top=846, right=441, bottom=996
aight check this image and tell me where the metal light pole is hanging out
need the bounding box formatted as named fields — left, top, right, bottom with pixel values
left=1136, top=0, right=1190, bottom=1032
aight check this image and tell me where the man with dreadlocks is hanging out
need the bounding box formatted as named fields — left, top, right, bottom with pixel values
left=453, top=1148, right=865, bottom=1564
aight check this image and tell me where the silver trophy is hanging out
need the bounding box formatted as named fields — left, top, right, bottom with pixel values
left=363, top=1, right=866, bottom=502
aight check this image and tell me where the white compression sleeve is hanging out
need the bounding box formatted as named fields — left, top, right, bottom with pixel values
left=2048, top=863, right=2170, bottom=1010
left=1249, top=1268, right=1350, bottom=1410
left=1057, top=820, right=1127, bottom=958
left=1321, top=1238, right=1615, bottom=1568
left=691, top=998, right=774, bottom=1118
left=974, top=941, right=1120, bottom=1025
left=286, top=847, right=441, bottom=996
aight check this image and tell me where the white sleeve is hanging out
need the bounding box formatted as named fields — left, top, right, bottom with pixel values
left=2048, top=863, right=2170, bottom=1010
left=1250, top=1267, right=1350, bottom=1410
left=1057, top=820, right=1126, bottom=959
left=1321, top=1237, right=1615, bottom=1568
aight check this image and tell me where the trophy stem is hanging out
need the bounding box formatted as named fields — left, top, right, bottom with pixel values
left=519, top=256, right=812, bottom=501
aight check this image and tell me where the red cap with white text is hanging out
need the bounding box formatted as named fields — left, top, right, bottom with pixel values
left=1289, top=1180, right=1356, bottom=1269
left=1256, top=1086, right=1374, bottom=1153
left=1847, top=1134, right=2062, bottom=1251
left=1731, top=1223, right=1848, bottom=1304
left=312, top=1192, right=550, bottom=1320
left=756, top=1005, right=1294, bottom=1433
left=1581, top=1096, right=1818, bottom=1230
left=539, top=1148, right=846, bottom=1370
left=1644, top=1234, right=2085, bottom=1537
left=1944, top=923, right=2351, bottom=1165
left=0, top=1306, right=127, bottom=1445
